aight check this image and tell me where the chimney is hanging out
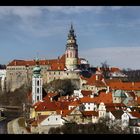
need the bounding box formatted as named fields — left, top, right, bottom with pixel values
left=14, top=61, right=17, bottom=66
left=106, top=86, right=110, bottom=93
left=66, top=95, right=69, bottom=99
left=132, top=82, right=134, bottom=86
left=90, top=94, right=94, bottom=98
left=96, top=75, right=98, bottom=81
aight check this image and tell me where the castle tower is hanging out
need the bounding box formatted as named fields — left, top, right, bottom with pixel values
left=32, top=58, right=42, bottom=104
left=65, top=24, right=78, bottom=71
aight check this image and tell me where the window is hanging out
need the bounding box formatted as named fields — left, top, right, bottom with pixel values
left=37, top=96, right=39, bottom=101
left=37, top=88, right=39, bottom=93
left=70, top=52, right=72, bottom=57
left=37, top=80, right=39, bottom=86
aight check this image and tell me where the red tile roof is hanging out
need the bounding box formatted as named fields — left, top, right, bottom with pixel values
left=81, top=74, right=106, bottom=87
left=7, top=55, right=66, bottom=71
left=129, top=111, right=140, bottom=118
left=34, top=101, right=58, bottom=111
left=57, top=101, right=71, bottom=110
left=81, top=90, right=92, bottom=96
left=106, top=80, right=140, bottom=91
left=68, top=101, right=80, bottom=106
left=106, top=103, right=126, bottom=112
left=97, top=92, right=113, bottom=104
left=80, top=92, right=113, bottom=104
left=81, top=111, right=98, bottom=117
left=80, top=97, right=98, bottom=103
left=110, top=67, right=120, bottom=73
left=56, top=108, right=76, bottom=117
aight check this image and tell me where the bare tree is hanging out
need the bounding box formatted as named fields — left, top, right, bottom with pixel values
left=101, top=61, right=110, bottom=79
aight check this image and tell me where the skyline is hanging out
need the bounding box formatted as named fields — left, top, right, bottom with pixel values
left=0, top=6, right=140, bottom=69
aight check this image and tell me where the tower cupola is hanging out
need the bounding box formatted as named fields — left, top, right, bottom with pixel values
left=33, top=57, right=41, bottom=78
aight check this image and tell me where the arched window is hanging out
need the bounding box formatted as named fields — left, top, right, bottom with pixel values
left=37, top=88, right=39, bottom=93
left=37, top=80, right=39, bottom=86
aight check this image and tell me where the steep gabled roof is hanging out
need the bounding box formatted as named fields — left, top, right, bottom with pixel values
left=110, top=110, right=124, bottom=119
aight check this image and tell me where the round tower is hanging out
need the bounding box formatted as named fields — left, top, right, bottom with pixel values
left=65, top=24, right=78, bottom=71
left=32, top=57, right=43, bottom=105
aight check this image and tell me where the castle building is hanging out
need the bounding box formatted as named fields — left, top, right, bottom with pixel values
left=6, top=25, right=89, bottom=92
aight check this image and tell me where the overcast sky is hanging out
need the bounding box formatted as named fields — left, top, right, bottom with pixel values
left=0, top=6, right=140, bottom=69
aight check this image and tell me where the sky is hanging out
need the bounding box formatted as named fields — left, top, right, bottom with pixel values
left=0, top=6, right=140, bottom=69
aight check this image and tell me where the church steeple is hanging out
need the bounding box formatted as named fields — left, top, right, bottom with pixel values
left=65, top=24, right=78, bottom=71
left=68, top=23, right=75, bottom=37
left=32, top=57, right=43, bottom=105
left=67, top=23, right=77, bottom=47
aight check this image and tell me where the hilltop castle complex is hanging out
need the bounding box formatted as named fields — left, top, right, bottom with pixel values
left=6, top=25, right=89, bottom=92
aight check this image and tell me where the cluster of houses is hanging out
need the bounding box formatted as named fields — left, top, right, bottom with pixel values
left=27, top=66, right=140, bottom=134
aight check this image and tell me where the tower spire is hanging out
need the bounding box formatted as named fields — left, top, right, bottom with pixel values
left=70, top=22, right=73, bottom=31
left=65, top=24, right=78, bottom=71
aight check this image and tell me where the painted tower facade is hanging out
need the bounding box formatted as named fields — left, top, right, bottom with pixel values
left=32, top=58, right=43, bottom=105
left=65, top=24, right=78, bottom=71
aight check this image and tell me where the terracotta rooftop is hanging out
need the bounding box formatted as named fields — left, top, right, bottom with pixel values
left=81, top=90, right=92, bottom=96
left=129, top=111, right=140, bottom=118
left=34, top=101, right=58, bottom=111
left=80, top=92, right=113, bottom=104
left=81, top=111, right=98, bottom=117
left=106, top=80, right=140, bottom=91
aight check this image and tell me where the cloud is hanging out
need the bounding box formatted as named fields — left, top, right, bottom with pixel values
left=0, top=6, right=138, bottom=38
left=0, top=6, right=103, bottom=19
left=80, top=46, right=140, bottom=69
left=110, top=6, right=124, bottom=10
